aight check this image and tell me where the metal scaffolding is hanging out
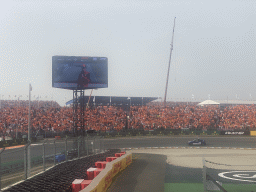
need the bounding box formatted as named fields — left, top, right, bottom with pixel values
left=73, top=89, right=85, bottom=137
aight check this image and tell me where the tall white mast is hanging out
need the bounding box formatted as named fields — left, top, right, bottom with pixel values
left=164, top=17, right=176, bottom=107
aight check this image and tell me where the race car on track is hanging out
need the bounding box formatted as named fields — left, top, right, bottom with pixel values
left=188, top=138, right=206, bottom=146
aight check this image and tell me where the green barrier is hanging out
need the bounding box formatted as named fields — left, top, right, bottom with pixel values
left=206, top=130, right=220, bottom=135
left=95, top=129, right=225, bottom=138
left=0, top=139, right=25, bottom=148
left=20, top=138, right=28, bottom=145
left=2, top=142, right=10, bottom=147
left=2, top=140, right=12, bottom=147
left=189, top=131, right=196, bottom=135
left=105, top=133, right=112, bottom=138
left=156, top=131, right=164, bottom=136
left=10, top=139, right=19, bottom=146
left=115, top=132, right=126, bottom=137
left=145, top=131, right=153, bottom=136
left=200, top=131, right=208, bottom=136
left=167, top=131, right=174, bottom=135
left=179, top=131, right=186, bottom=135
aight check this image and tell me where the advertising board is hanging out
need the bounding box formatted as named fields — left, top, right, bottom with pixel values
left=220, top=131, right=250, bottom=135
left=250, top=131, right=256, bottom=136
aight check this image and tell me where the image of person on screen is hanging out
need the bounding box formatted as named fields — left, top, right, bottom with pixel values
left=77, top=64, right=91, bottom=89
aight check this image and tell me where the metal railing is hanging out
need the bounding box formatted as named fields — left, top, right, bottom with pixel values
left=0, top=136, right=104, bottom=190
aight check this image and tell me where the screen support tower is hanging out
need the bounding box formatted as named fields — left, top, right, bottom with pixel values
left=73, top=89, right=85, bottom=137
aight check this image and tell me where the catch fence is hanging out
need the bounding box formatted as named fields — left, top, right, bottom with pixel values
left=0, top=136, right=104, bottom=190
left=203, top=158, right=256, bottom=191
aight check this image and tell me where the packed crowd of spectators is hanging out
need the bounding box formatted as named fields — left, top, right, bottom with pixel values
left=129, top=104, right=254, bottom=130
left=0, top=100, right=256, bottom=137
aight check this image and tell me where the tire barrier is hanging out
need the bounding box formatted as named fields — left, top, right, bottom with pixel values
left=80, top=152, right=132, bottom=192
left=72, top=179, right=84, bottom=192
left=95, top=161, right=107, bottom=169
left=106, top=157, right=117, bottom=162
left=72, top=152, right=127, bottom=192
left=81, top=180, right=92, bottom=190
left=86, top=168, right=98, bottom=180
left=2, top=149, right=120, bottom=192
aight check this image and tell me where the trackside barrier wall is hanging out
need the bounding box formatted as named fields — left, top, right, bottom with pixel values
left=80, top=152, right=132, bottom=192
left=3, top=129, right=255, bottom=149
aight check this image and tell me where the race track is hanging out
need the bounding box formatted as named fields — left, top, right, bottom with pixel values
left=3, top=136, right=256, bottom=191
left=3, top=136, right=256, bottom=164
left=104, top=136, right=256, bottom=149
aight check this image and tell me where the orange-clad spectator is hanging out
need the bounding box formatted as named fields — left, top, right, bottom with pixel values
left=2, top=99, right=256, bottom=137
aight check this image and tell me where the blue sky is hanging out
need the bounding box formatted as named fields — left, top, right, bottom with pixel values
left=0, top=0, right=255, bottom=106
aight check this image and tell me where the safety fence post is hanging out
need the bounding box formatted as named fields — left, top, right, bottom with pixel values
left=102, top=136, right=105, bottom=152
left=0, top=148, right=5, bottom=190
left=81, top=136, right=85, bottom=156
left=24, top=141, right=31, bottom=180
left=53, top=138, right=57, bottom=166
left=78, top=136, right=81, bottom=158
left=42, top=139, right=48, bottom=172
left=202, top=157, right=207, bottom=192
left=93, top=137, right=95, bottom=154
left=86, top=136, right=89, bottom=156
left=65, top=138, right=68, bottom=162
left=99, top=136, right=102, bottom=153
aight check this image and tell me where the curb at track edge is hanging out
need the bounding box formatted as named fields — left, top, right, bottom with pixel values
left=122, top=147, right=256, bottom=150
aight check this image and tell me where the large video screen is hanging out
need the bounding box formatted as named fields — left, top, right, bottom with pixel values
left=52, top=56, right=108, bottom=90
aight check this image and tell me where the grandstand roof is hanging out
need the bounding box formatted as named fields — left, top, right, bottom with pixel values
left=66, top=96, right=158, bottom=106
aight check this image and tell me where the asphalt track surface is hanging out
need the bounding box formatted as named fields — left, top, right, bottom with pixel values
left=3, top=136, right=256, bottom=191
left=104, top=136, right=256, bottom=149
left=104, top=136, right=256, bottom=192
left=1, top=140, right=75, bottom=164
left=107, top=153, right=167, bottom=192
left=3, top=136, right=256, bottom=164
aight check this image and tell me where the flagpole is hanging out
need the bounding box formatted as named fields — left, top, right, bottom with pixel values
left=28, top=84, right=32, bottom=177
left=64, top=94, right=66, bottom=107
left=16, top=96, right=18, bottom=139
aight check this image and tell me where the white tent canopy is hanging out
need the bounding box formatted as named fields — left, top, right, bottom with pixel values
left=198, top=100, right=220, bottom=106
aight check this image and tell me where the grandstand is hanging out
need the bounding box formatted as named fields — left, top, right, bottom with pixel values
left=1, top=97, right=256, bottom=140
left=66, top=96, right=158, bottom=110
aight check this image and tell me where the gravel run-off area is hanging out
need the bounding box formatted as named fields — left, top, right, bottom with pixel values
left=129, top=148, right=256, bottom=170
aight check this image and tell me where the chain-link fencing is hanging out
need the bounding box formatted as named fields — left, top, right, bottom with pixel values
left=0, top=136, right=104, bottom=190
left=203, top=157, right=256, bottom=192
